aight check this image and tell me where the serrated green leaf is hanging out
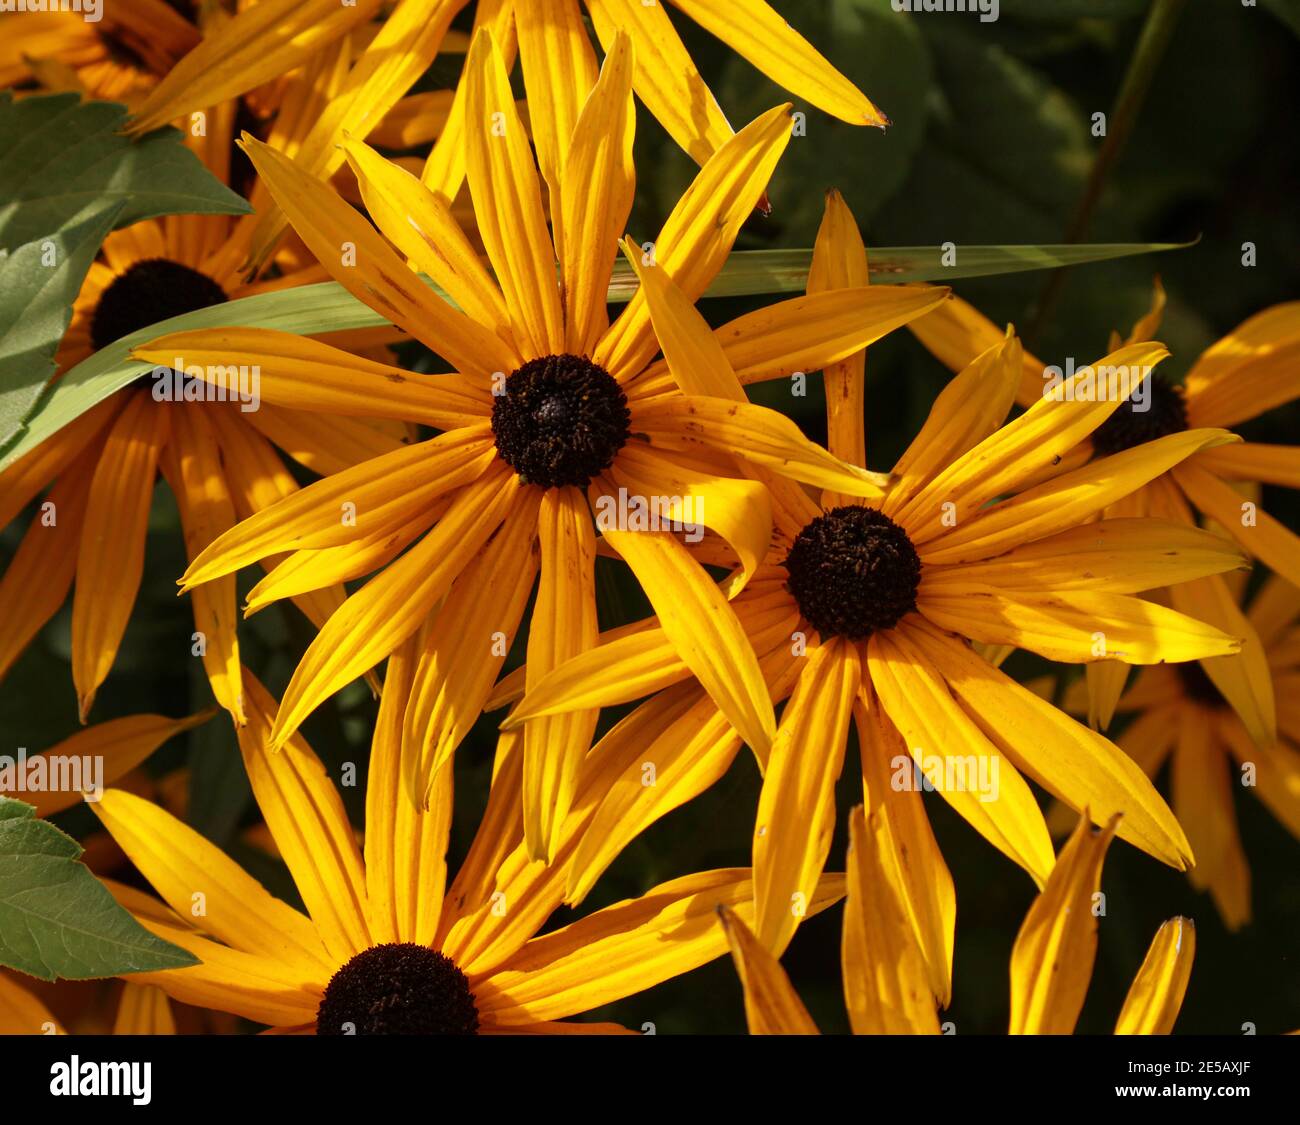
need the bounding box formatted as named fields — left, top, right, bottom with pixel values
left=0, top=92, right=250, bottom=251
left=0, top=241, right=1187, bottom=473
left=0, top=796, right=198, bottom=981
left=0, top=199, right=125, bottom=450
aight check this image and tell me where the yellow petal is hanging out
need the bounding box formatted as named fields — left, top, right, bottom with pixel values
left=237, top=673, right=370, bottom=965
left=71, top=394, right=169, bottom=721
left=1194, top=441, right=1300, bottom=490
left=404, top=490, right=541, bottom=803
left=896, top=341, right=1172, bottom=543
left=667, top=0, right=887, bottom=127
left=343, top=141, right=511, bottom=344
left=810, top=189, right=869, bottom=474
left=1175, top=458, right=1300, bottom=591
left=523, top=488, right=600, bottom=861
left=885, top=330, right=1022, bottom=516
left=161, top=409, right=244, bottom=723
left=903, top=617, right=1193, bottom=871
left=6, top=711, right=212, bottom=820
left=243, top=0, right=468, bottom=269
left=856, top=683, right=955, bottom=1006
left=366, top=632, right=454, bottom=947
left=843, top=805, right=941, bottom=1034
left=113, top=984, right=175, bottom=1035
left=717, top=904, right=818, bottom=1035
left=464, top=29, right=565, bottom=358
left=1184, top=302, right=1300, bottom=427
left=921, top=518, right=1249, bottom=596
left=242, top=134, right=517, bottom=378
left=866, top=627, right=1055, bottom=885
left=127, top=0, right=380, bottom=135
left=631, top=286, right=950, bottom=401
left=1009, top=813, right=1118, bottom=1035
left=607, top=444, right=772, bottom=587
left=585, top=0, right=734, bottom=167
left=268, top=466, right=521, bottom=750
left=1114, top=917, right=1194, bottom=1035
left=0, top=971, right=62, bottom=1034
left=1170, top=574, right=1275, bottom=749
left=90, top=789, right=330, bottom=972
left=918, top=428, right=1241, bottom=566
left=179, top=426, right=494, bottom=591
left=137, top=327, right=492, bottom=430
left=475, top=869, right=843, bottom=1025
left=916, top=585, right=1242, bottom=665
left=596, top=104, right=792, bottom=379
left=600, top=525, right=775, bottom=756
left=753, top=637, right=859, bottom=956
left=629, top=394, right=888, bottom=498
left=515, top=0, right=599, bottom=195
left=557, top=31, right=635, bottom=356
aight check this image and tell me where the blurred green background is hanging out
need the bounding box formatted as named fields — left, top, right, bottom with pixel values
left=3, top=0, right=1298, bottom=1033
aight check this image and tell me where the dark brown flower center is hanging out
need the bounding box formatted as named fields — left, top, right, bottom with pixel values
left=784, top=505, right=922, bottom=640
left=316, top=942, right=479, bottom=1036
left=90, top=258, right=227, bottom=352
left=1090, top=373, right=1189, bottom=455
left=491, top=354, right=630, bottom=488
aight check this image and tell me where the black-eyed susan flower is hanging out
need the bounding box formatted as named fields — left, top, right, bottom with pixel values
left=913, top=286, right=1300, bottom=733
left=85, top=661, right=843, bottom=1034
left=0, top=82, right=406, bottom=723
left=718, top=810, right=1195, bottom=1035
left=1055, top=573, right=1300, bottom=930
left=0, top=0, right=199, bottom=106
left=500, top=192, right=1247, bottom=979
left=142, top=31, right=945, bottom=860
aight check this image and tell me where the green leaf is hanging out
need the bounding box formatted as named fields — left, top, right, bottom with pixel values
left=0, top=796, right=198, bottom=981
left=0, top=199, right=125, bottom=450
left=0, top=92, right=251, bottom=251
left=0, top=241, right=1187, bottom=473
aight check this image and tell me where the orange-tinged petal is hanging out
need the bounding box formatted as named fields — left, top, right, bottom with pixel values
left=600, top=524, right=774, bottom=756
left=717, top=904, right=818, bottom=1035
left=113, top=984, right=175, bottom=1035
left=238, top=673, right=370, bottom=964
left=1009, top=813, right=1118, bottom=1035
left=0, top=972, right=62, bottom=1034
left=753, top=637, right=859, bottom=956
left=464, top=29, right=565, bottom=358
left=71, top=394, right=169, bottom=721
left=241, top=134, right=516, bottom=378
left=475, top=869, right=844, bottom=1025
left=90, top=789, right=330, bottom=971
left=1114, top=917, right=1194, bottom=1035
left=269, top=466, right=520, bottom=749
left=867, top=627, right=1055, bottom=885
left=179, top=426, right=494, bottom=590
left=558, top=32, right=635, bottom=356
left=667, top=0, right=887, bottom=127
left=523, top=488, right=599, bottom=861
left=596, top=104, right=792, bottom=379
left=843, top=805, right=941, bottom=1035
left=136, top=328, right=492, bottom=430
left=585, top=0, right=733, bottom=168
left=903, top=618, right=1193, bottom=871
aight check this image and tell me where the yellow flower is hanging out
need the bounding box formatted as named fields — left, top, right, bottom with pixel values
left=502, top=191, right=1247, bottom=985
left=719, top=810, right=1195, bottom=1036
left=912, top=285, right=1300, bottom=739
left=85, top=662, right=843, bottom=1034
left=1055, top=573, right=1300, bottom=930
left=0, top=88, right=402, bottom=723
left=0, top=1, right=199, bottom=106
left=144, top=32, right=944, bottom=860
